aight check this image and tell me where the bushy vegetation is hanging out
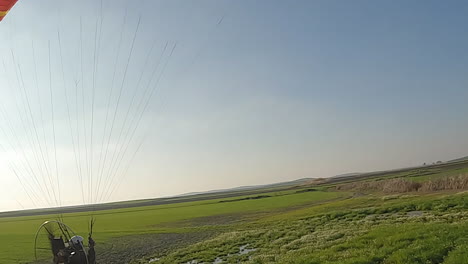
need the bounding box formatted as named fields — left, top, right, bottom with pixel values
left=420, top=174, right=468, bottom=191
left=336, top=174, right=468, bottom=193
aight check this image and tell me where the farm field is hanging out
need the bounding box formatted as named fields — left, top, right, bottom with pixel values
left=0, top=160, right=467, bottom=263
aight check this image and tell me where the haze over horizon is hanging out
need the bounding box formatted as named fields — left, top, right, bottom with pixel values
left=1, top=0, right=468, bottom=211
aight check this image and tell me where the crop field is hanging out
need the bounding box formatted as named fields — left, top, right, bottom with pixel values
left=0, top=161, right=467, bottom=263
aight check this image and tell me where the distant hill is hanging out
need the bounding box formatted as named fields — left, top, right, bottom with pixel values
left=177, top=178, right=314, bottom=197
left=331, top=172, right=363, bottom=178
left=0, top=178, right=314, bottom=218
left=5, top=154, right=468, bottom=218
left=447, top=156, right=468, bottom=163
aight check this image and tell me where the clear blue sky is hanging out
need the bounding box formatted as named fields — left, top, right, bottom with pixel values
left=0, top=0, right=467, bottom=211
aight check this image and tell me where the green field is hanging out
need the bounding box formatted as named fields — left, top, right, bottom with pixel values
left=0, top=189, right=344, bottom=263
left=0, top=161, right=467, bottom=263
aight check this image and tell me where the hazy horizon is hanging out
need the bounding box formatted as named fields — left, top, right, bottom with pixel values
left=1, top=0, right=468, bottom=211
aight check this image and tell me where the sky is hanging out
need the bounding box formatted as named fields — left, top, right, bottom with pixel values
left=0, top=0, right=468, bottom=211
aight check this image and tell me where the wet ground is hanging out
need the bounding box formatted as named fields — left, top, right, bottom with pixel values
left=96, top=232, right=216, bottom=264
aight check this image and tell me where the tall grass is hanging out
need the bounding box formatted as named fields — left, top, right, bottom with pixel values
left=336, top=174, right=468, bottom=193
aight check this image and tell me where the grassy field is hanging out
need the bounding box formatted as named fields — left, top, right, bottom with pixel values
left=0, top=188, right=344, bottom=263
left=0, top=161, right=467, bottom=263
left=152, top=193, right=467, bottom=264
